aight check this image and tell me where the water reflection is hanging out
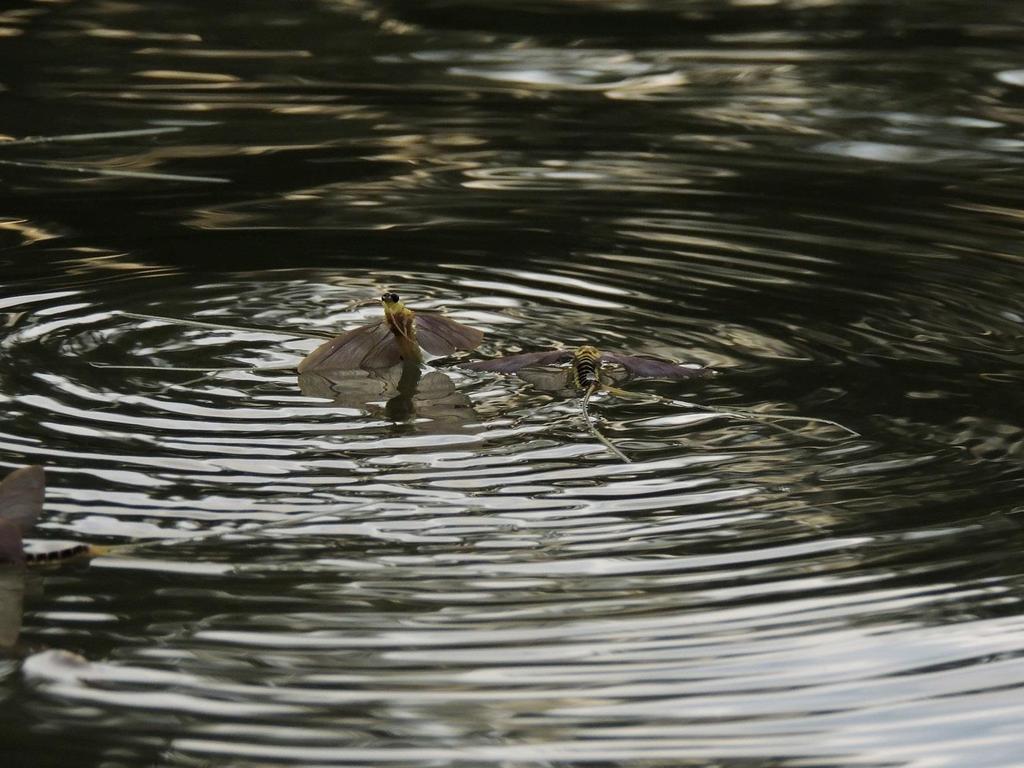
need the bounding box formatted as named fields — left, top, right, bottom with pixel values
left=4, top=0, right=1024, bottom=766
left=2, top=247, right=1022, bottom=756
left=299, top=363, right=475, bottom=432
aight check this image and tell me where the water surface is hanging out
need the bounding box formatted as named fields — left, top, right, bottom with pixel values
left=2, top=1, right=1024, bottom=766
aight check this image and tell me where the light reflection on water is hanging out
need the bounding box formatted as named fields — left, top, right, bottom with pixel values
left=3, top=1, right=1024, bottom=767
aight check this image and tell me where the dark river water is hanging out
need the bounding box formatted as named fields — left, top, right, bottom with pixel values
left=3, top=1, right=1024, bottom=766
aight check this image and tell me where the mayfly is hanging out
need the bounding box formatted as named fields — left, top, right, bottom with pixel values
left=0, top=465, right=44, bottom=565
left=1, top=464, right=381, bottom=648
left=465, top=347, right=710, bottom=380
left=103, top=292, right=485, bottom=375
left=466, top=346, right=712, bottom=462
left=0, top=466, right=381, bottom=568
left=465, top=346, right=858, bottom=461
left=0, top=466, right=107, bottom=566
left=297, top=293, right=484, bottom=372
left=1, top=464, right=105, bottom=651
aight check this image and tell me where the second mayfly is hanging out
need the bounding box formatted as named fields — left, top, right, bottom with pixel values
left=466, top=346, right=711, bottom=462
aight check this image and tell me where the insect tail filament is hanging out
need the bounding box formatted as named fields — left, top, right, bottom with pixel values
left=574, top=346, right=631, bottom=463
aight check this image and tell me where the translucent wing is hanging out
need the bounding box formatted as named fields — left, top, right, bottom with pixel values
left=0, top=520, right=25, bottom=564
left=603, top=353, right=712, bottom=380
left=0, top=466, right=43, bottom=564
left=297, top=321, right=402, bottom=373
left=0, top=466, right=44, bottom=536
left=464, top=350, right=572, bottom=374
left=357, top=324, right=408, bottom=369
left=518, top=367, right=573, bottom=392
left=413, top=313, right=484, bottom=357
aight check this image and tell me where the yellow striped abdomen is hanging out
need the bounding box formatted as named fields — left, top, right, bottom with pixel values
left=571, top=346, right=602, bottom=390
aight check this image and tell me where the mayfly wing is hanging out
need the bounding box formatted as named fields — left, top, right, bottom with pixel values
left=0, top=466, right=44, bottom=535
left=297, top=323, right=374, bottom=373
left=297, top=321, right=402, bottom=373
left=358, top=323, right=409, bottom=369
left=413, top=313, right=484, bottom=357
left=603, top=353, right=712, bottom=381
left=517, top=367, right=572, bottom=392
left=0, top=521, right=23, bottom=564
left=463, top=350, right=572, bottom=374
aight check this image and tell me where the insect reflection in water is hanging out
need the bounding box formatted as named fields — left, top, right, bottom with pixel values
left=299, top=363, right=476, bottom=433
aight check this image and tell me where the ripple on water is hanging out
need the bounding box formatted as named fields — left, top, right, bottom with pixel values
left=3, top=252, right=1020, bottom=554
left=4, top=3, right=1024, bottom=764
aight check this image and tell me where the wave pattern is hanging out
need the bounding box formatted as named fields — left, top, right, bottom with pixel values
left=3, top=1, right=1024, bottom=767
